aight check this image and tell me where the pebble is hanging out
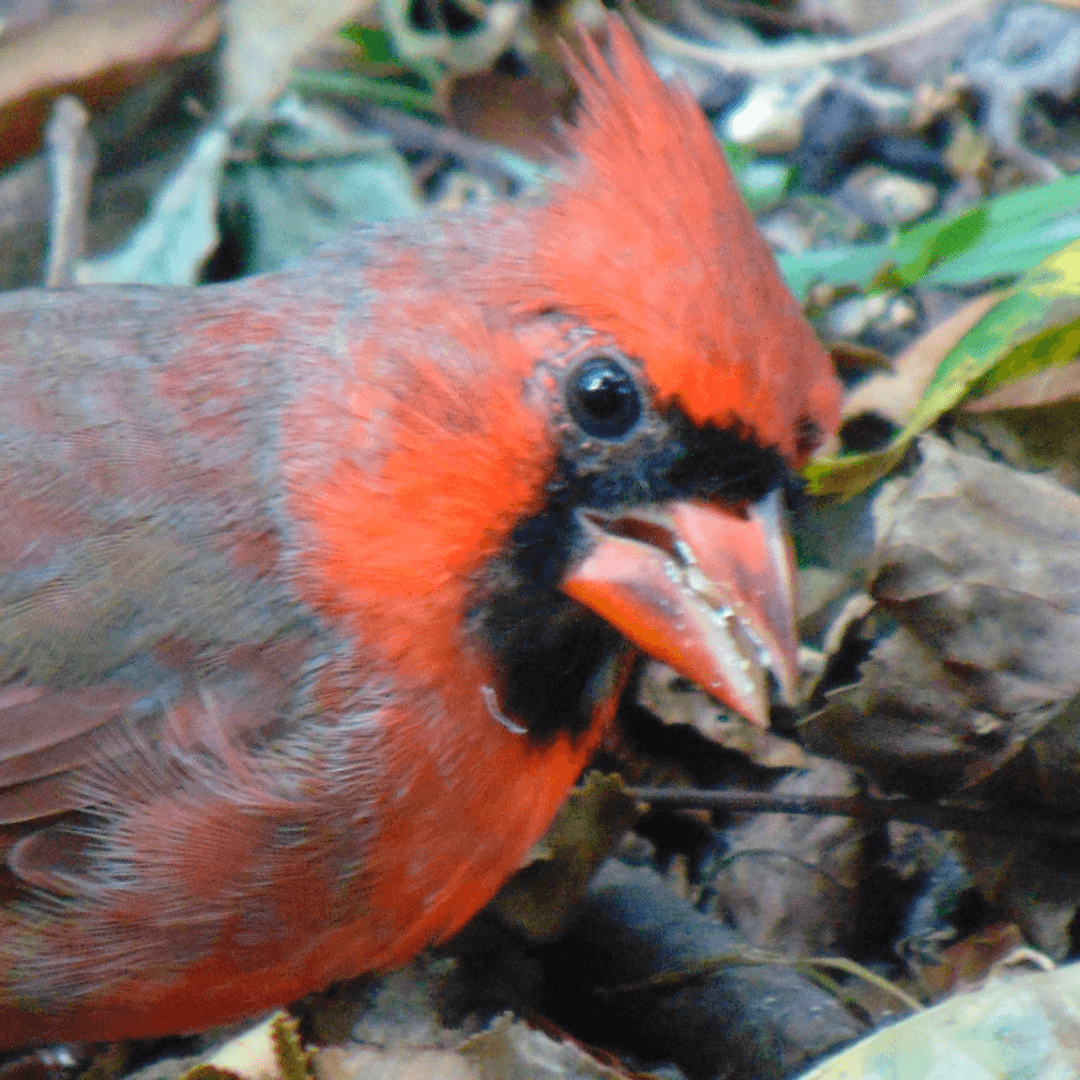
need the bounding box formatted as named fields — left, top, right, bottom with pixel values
left=791, top=84, right=877, bottom=191
left=824, top=292, right=891, bottom=340
left=723, top=69, right=832, bottom=156
left=836, top=164, right=937, bottom=228
left=867, top=133, right=951, bottom=185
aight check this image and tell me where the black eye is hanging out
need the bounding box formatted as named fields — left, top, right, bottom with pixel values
left=566, top=357, right=642, bottom=439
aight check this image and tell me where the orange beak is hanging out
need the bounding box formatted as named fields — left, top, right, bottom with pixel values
left=560, top=492, right=798, bottom=727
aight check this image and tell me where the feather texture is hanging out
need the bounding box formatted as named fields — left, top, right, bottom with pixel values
left=0, top=18, right=840, bottom=1046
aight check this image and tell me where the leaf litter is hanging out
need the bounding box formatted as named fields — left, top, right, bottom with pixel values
left=9, top=1, right=1080, bottom=1078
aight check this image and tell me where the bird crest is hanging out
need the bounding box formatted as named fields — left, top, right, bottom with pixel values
left=524, top=18, right=839, bottom=463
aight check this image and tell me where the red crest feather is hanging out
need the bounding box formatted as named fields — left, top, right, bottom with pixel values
left=525, top=18, right=839, bottom=462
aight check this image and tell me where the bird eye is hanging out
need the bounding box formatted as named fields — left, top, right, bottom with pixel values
left=566, top=357, right=642, bottom=440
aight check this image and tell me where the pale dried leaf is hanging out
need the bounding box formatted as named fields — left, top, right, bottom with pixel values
left=314, top=1046, right=476, bottom=1080
left=223, top=0, right=374, bottom=121
left=0, top=0, right=218, bottom=113
left=798, top=961, right=1080, bottom=1080
left=460, top=1014, right=627, bottom=1080
left=206, top=1014, right=285, bottom=1080
left=838, top=290, right=1005, bottom=431
left=350, top=959, right=454, bottom=1048
left=964, top=356, right=1080, bottom=410
left=76, top=125, right=227, bottom=285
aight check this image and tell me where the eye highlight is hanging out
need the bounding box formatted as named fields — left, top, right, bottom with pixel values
left=566, top=357, right=642, bottom=440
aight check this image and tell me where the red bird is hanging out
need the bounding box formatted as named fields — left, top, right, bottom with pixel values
left=0, top=21, right=839, bottom=1047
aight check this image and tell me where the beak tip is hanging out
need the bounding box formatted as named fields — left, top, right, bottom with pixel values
left=561, top=497, right=801, bottom=733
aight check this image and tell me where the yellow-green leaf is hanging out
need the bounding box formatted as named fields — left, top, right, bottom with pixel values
left=807, top=235, right=1080, bottom=498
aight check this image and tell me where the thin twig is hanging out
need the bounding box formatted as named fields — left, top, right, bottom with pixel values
left=595, top=947, right=925, bottom=1014
left=630, top=788, right=1080, bottom=844
left=797, top=956, right=925, bottom=1014
left=625, top=0, right=991, bottom=74
left=356, top=104, right=548, bottom=193
left=694, top=1, right=824, bottom=33
left=45, top=95, right=96, bottom=288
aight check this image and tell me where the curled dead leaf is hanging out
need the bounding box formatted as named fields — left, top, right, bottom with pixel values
left=806, top=435, right=1080, bottom=794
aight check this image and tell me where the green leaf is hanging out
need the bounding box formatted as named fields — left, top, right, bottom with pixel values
left=922, top=211, right=1080, bottom=287
left=290, top=68, right=438, bottom=115
left=338, top=24, right=399, bottom=64
left=891, top=204, right=989, bottom=285
left=780, top=173, right=1080, bottom=300
left=806, top=235, right=1080, bottom=497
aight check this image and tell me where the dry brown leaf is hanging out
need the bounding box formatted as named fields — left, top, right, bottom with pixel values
left=808, top=436, right=1080, bottom=963
left=960, top=828, right=1080, bottom=960
left=915, top=922, right=1026, bottom=1000
left=0, top=0, right=218, bottom=162
left=638, top=659, right=811, bottom=769
left=708, top=758, right=864, bottom=956
left=0, top=0, right=217, bottom=106
left=873, top=436, right=1080, bottom=719
left=807, top=435, right=1080, bottom=794
left=807, top=626, right=996, bottom=793
left=449, top=68, right=570, bottom=157
left=487, top=772, right=638, bottom=942
left=314, top=1047, right=476, bottom=1080
left=963, top=356, right=1080, bottom=411
left=829, top=340, right=893, bottom=380
left=838, top=290, right=1006, bottom=431
left=988, top=692, right=1080, bottom=817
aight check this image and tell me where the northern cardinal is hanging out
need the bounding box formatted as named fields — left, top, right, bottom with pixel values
left=0, top=20, right=840, bottom=1047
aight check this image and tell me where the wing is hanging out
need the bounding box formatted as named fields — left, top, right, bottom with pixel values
left=0, top=282, right=309, bottom=897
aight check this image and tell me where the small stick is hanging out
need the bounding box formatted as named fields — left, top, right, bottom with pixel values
left=45, top=95, right=97, bottom=288
left=626, top=0, right=991, bottom=75
left=630, top=787, right=1080, bottom=844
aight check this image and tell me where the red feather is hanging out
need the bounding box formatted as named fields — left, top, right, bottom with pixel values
left=0, top=17, right=840, bottom=1046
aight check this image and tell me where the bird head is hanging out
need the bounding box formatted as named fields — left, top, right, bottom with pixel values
left=473, top=19, right=841, bottom=730
left=286, top=18, right=840, bottom=737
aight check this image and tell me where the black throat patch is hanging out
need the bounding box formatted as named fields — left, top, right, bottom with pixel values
left=471, top=405, right=788, bottom=740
